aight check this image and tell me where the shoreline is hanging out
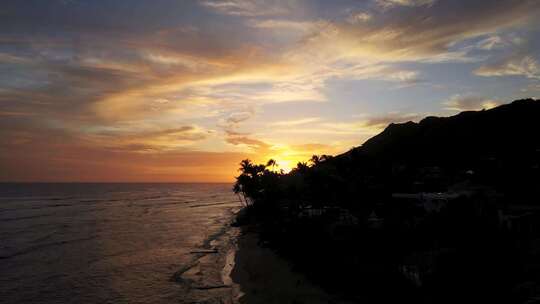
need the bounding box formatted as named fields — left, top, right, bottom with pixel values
left=171, top=206, right=242, bottom=303
left=228, top=221, right=348, bottom=304
left=179, top=205, right=346, bottom=303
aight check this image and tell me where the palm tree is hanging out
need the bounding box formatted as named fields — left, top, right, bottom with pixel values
left=320, top=154, right=332, bottom=162
left=239, top=159, right=254, bottom=174
left=295, top=162, right=310, bottom=174
left=233, top=159, right=267, bottom=207
left=266, top=159, right=277, bottom=171
left=233, top=183, right=248, bottom=207
left=234, top=159, right=255, bottom=207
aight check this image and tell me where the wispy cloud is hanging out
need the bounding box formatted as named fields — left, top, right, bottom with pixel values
left=291, top=112, right=423, bottom=137
left=294, top=0, right=539, bottom=64
left=443, top=94, right=500, bottom=111
left=226, top=135, right=270, bottom=149
left=82, top=124, right=212, bottom=153
left=200, top=0, right=293, bottom=16
left=270, top=117, right=321, bottom=127
left=345, top=11, right=372, bottom=24
left=362, top=112, right=422, bottom=127
left=474, top=55, right=540, bottom=79
left=376, top=0, right=436, bottom=9
left=247, top=19, right=316, bottom=31
left=476, top=35, right=506, bottom=50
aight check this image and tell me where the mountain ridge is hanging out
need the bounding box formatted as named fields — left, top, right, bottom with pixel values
left=341, top=98, right=539, bottom=162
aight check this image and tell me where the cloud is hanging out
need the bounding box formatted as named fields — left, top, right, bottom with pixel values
left=294, top=0, right=540, bottom=63
left=225, top=134, right=271, bottom=153
left=83, top=125, right=211, bottom=153
left=476, top=35, right=506, bottom=50
left=216, top=108, right=257, bottom=138
left=474, top=55, right=540, bottom=79
left=270, top=117, right=321, bottom=127
left=269, top=112, right=422, bottom=139
left=0, top=112, right=245, bottom=182
left=443, top=94, right=500, bottom=111
left=362, top=112, right=422, bottom=127
left=345, top=11, right=372, bottom=24
left=0, top=139, right=249, bottom=182
left=326, top=63, right=425, bottom=88
left=225, top=111, right=255, bottom=124
left=4, top=0, right=533, bottom=131
left=140, top=52, right=218, bottom=71
left=248, top=19, right=316, bottom=32
left=521, top=83, right=540, bottom=93
left=0, top=51, right=157, bottom=124
left=199, top=0, right=294, bottom=17
left=298, top=112, right=423, bottom=136
left=376, top=0, right=436, bottom=8
left=87, top=49, right=333, bottom=121
left=218, top=108, right=273, bottom=154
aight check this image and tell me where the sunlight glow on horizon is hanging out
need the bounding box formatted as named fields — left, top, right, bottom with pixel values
left=268, top=158, right=295, bottom=174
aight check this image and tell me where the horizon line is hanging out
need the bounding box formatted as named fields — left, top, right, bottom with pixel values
left=0, top=181, right=235, bottom=184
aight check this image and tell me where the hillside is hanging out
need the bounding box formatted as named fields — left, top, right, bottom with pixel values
left=233, top=98, right=540, bottom=304
left=358, top=98, right=540, bottom=161
left=330, top=98, right=540, bottom=196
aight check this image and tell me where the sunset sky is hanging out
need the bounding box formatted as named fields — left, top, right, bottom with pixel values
left=1, top=0, right=540, bottom=182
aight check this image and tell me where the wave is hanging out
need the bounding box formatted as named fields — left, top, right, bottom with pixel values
left=0, top=213, right=57, bottom=222
left=0, top=235, right=98, bottom=260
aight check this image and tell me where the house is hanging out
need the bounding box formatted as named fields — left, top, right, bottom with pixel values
left=391, top=191, right=465, bottom=214
left=498, top=205, right=540, bottom=236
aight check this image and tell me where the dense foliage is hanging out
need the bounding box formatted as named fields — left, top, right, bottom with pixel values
left=233, top=99, right=540, bottom=303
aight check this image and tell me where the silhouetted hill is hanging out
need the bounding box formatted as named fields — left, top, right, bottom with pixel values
left=326, top=98, right=540, bottom=197
left=357, top=98, right=540, bottom=163
left=233, top=99, right=540, bottom=303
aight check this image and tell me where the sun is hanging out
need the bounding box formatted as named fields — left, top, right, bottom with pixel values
left=266, top=155, right=305, bottom=173
left=263, top=146, right=310, bottom=173
left=273, top=159, right=294, bottom=173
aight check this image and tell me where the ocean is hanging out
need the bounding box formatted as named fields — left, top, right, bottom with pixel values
left=0, top=183, right=241, bottom=304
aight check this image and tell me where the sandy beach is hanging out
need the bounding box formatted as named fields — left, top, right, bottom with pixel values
left=229, top=225, right=352, bottom=304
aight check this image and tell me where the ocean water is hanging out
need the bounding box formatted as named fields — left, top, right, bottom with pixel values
left=0, top=183, right=241, bottom=304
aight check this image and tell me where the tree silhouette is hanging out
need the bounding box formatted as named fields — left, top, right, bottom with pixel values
left=310, top=155, right=320, bottom=166
left=266, top=159, right=277, bottom=171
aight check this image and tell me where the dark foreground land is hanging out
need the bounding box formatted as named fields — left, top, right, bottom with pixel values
left=231, top=225, right=343, bottom=304
left=232, top=99, right=540, bottom=303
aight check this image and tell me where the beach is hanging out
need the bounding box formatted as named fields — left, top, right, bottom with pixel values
left=173, top=211, right=341, bottom=304
left=231, top=229, right=341, bottom=304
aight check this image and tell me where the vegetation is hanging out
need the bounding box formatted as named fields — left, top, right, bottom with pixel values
left=233, top=99, right=540, bottom=303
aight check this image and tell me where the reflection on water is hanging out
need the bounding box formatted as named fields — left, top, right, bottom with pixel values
left=0, top=183, right=240, bottom=304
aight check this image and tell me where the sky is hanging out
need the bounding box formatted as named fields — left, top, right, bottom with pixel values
left=1, top=0, right=540, bottom=182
